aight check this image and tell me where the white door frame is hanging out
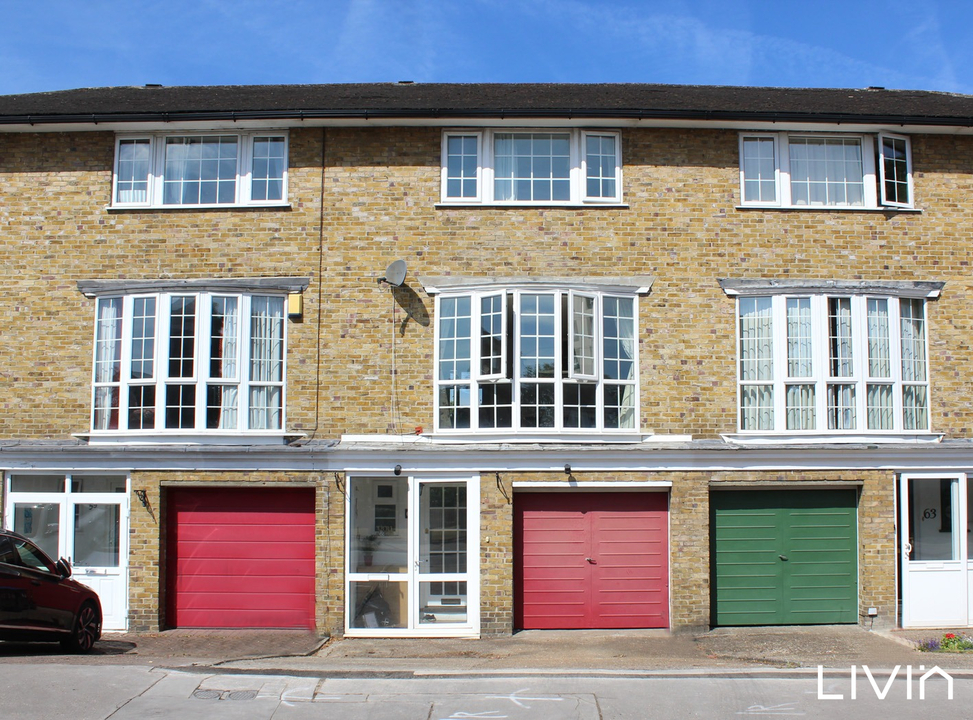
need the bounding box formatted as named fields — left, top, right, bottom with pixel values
left=900, top=472, right=969, bottom=628
left=4, top=472, right=130, bottom=631
left=344, top=472, right=480, bottom=638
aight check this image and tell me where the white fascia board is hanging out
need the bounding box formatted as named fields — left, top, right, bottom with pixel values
left=9, top=439, right=973, bottom=474
left=7, top=118, right=973, bottom=135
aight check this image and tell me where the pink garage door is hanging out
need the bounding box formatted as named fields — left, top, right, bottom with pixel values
left=515, top=492, right=669, bottom=629
left=166, top=487, right=315, bottom=628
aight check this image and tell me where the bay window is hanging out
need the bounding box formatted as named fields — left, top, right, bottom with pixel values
left=733, top=286, right=936, bottom=435
left=434, top=284, right=639, bottom=434
left=90, top=288, right=289, bottom=435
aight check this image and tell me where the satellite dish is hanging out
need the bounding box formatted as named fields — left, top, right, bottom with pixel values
left=383, top=259, right=407, bottom=286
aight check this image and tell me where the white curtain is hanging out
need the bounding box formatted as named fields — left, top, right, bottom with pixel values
left=785, top=384, right=815, bottom=430
left=741, top=385, right=774, bottom=430
left=867, top=298, right=890, bottom=378
left=867, top=383, right=893, bottom=430
left=828, top=384, right=856, bottom=430
left=248, top=297, right=284, bottom=430
left=617, top=298, right=636, bottom=381
left=900, top=299, right=928, bottom=430
left=617, top=384, right=636, bottom=429
left=93, top=298, right=122, bottom=430
left=212, top=297, right=239, bottom=429
left=900, top=299, right=926, bottom=383
left=740, top=298, right=774, bottom=430
left=786, top=298, right=812, bottom=377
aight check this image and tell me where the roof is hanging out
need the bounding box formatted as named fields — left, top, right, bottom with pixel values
left=1, top=83, right=973, bottom=127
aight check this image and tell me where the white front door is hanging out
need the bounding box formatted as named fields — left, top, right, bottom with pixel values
left=346, top=474, right=479, bottom=637
left=5, top=474, right=130, bottom=631
left=900, top=474, right=969, bottom=627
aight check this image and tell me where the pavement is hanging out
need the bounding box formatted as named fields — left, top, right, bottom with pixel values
left=5, top=625, right=973, bottom=675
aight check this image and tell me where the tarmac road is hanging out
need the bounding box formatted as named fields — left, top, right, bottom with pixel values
left=0, top=664, right=966, bottom=719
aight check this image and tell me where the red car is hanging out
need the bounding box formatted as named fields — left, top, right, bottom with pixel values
left=0, top=529, right=102, bottom=652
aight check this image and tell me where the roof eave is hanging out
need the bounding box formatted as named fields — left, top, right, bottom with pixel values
left=4, top=108, right=973, bottom=128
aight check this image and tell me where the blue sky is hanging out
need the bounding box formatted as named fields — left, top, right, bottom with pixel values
left=1, top=0, right=970, bottom=95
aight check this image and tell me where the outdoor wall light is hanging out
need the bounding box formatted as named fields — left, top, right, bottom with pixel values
left=564, top=464, right=572, bottom=475
left=394, top=464, right=402, bottom=476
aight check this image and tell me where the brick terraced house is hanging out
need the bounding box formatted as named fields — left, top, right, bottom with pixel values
left=1, top=83, right=973, bottom=636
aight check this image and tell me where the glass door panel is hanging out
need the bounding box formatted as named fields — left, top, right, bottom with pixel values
left=908, top=477, right=958, bottom=561
left=348, top=477, right=409, bottom=630
left=73, top=504, right=121, bottom=567
left=417, top=482, right=469, bottom=626
left=12, top=503, right=61, bottom=560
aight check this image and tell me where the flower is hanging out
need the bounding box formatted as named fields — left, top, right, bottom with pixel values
left=945, top=633, right=956, bottom=639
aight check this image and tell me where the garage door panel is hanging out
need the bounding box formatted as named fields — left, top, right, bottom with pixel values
left=516, top=491, right=669, bottom=630
left=174, top=523, right=314, bottom=543
left=174, top=540, right=313, bottom=561
left=167, top=487, right=315, bottom=629
left=712, top=489, right=857, bottom=626
left=176, top=575, right=315, bottom=595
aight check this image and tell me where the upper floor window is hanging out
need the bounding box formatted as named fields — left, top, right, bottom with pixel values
left=730, top=284, right=938, bottom=435
left=739, top=132, right=913, bottom=209
left=90, top=290, right=286, bottom=435
left=434, top=283, right=640, bottom=434
left=113, top=132, right=288, bottom=208
left=441, top=129, right=622, bottom=205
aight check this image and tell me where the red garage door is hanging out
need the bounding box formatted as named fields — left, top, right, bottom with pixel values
left=515, top=492, right=669, bottom=629
left=166, top=487, right=315, bottom=629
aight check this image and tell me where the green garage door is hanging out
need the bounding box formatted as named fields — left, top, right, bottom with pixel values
left=712, top=489, right=858, bottom=626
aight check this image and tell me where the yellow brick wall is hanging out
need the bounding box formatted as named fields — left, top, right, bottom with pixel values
left=1, top=127, right=971, bottom=440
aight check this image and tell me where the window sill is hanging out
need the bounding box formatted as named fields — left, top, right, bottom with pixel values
left=106, top=202, right=292, bottom=213
left=436, top=202, right=629, bottom=210
left=76, top=431, right=301, bottom=446
left=424, top=431, right=690, bottom=444
left=721, top=432, right=943, bottom=446
left=736, top=204, right=921, bottom=213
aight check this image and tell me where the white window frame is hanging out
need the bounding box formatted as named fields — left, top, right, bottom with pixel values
left=111, top=131, right=289, bottom=209
left=89, top=291, right=287, bottom=438
left=440, top=129, right=622, bottom=205
left=734, top=293, right=930, bottom=435
left=739, top=131, right=914, bottom=209
left=433, top=286, right=639, bottom=435
left=878, top=132, right=914, bottom=208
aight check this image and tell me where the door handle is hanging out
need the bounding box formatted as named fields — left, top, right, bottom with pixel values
left=585, top=557, right=595, bottom=564
left=779, top=555, right=788, bottom=561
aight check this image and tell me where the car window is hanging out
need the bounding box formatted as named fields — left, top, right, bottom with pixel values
left=0, top=537, right=19, bottom=565
left=13, top=539, right=56, bottom=573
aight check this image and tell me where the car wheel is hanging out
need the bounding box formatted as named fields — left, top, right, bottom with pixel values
left=61, top=602, right=101, bottom=653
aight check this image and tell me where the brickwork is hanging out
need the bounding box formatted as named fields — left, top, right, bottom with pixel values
left=480, top=471, right=515, bottom=635
left=130, top=471, right=327, bottom=633
left=2, top=127, right=973, bottom=440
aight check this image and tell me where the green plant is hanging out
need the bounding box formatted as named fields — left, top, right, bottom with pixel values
left=936, top=632, right=973, bottom=652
